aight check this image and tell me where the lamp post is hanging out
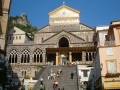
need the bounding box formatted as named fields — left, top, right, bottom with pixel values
left=100, top=63, right=103, bottom=70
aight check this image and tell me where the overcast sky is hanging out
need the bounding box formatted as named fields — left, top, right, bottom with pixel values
left=9, top=0, right=120, bottom=29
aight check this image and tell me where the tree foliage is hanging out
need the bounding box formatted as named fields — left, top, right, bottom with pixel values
left=8, top=16, right=37, bottom=39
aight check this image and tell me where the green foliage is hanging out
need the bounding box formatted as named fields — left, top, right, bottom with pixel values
left=8, top=16, right=37, bottom=39
left=24, top=75, right=30, bottom=79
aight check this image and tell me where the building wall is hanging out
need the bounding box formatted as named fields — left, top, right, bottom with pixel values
left=0, top=0, right=11, bottom=50
left=99, top=47, right=120, bottom=76
left=114, top=28, right=120, bottom=46
left=94, top=50, right=101, bottom=82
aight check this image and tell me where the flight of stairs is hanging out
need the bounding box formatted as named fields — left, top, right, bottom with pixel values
left=33, top=65, right=78, bottom=90
left=33, top=67, right=47, bottom=80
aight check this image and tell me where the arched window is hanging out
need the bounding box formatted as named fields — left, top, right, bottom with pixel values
left=21, top=49, right=30, bottom=63
left=9, top=50, right=18, bottom=63
left=33, top=48, right=43, bottom=63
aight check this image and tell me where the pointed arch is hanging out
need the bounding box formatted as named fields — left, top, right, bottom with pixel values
left=33, top=48, right=43, bottom=63
left=9, top=49, right=18, bottom=63
left=21, top=49, right=30, bottom=63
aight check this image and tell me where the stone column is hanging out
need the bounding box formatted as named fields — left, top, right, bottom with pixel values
left=39, top=54, right=40, bottom=63
left=88, top=52, right=89, bottom=61
left=82, top=51, right=86, bottom=62
left=56, top=52, right=59, bottom=66
left=69, top=52, right=72, bottom=62
left=17, top=53, right=21, bottom=65
left=29, top=53, right=33, bottom=65
left=42, top=52, right=46, bottom=65
left=91, top=52, right=93, bottom=61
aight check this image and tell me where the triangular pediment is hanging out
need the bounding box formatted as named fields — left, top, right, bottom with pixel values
left=43, top=30, right=85, bottom=44
left=49, top=5, right=80, bottom=18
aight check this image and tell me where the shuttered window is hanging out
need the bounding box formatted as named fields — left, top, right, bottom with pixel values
left=107, top=61, right=116, bottom=73
left=107, top=48, right=113, bottom=55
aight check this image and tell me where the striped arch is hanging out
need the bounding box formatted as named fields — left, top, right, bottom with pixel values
left=33, top=48, right=43, bottom=63
left=20, top=48, right=31, bottom=63
left=9, top=49, right=18, bottom=63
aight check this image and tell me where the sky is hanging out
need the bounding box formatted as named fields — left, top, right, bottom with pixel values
left=9, top=0, right=120, bottom=29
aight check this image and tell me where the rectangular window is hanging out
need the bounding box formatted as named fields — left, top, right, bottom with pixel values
left=107, top=48, right=113, bottom=55
left=19, top=36, right=21, bottom=39
left=107, top=60, right=116, bottom=73
left=16, top=36, right=18, bottom=40
left=7, top=37, right=8, bottom=40
left=83, top=71, right=88, bottom=77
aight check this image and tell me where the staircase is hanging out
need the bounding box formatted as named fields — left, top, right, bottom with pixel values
left=33, top=65, right=78, bottom=90
left=34, top=67, right=47, bottom=80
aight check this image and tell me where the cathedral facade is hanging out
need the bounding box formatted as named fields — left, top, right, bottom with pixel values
left=6, top=4, right=96, bottom=83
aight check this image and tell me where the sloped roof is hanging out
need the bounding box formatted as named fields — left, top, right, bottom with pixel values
left=43, top=30, right=85, bottom=43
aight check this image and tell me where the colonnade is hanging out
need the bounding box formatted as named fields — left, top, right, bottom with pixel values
left=55, top=51, right=96, bottom=66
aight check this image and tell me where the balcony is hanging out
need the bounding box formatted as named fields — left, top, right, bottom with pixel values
left=98, top=41, right=115, bottom=47
left=105, top=73, right=120, bottom=78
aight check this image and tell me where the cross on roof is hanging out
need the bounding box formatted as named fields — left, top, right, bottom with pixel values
left=63, top=1, right=65, bottom=5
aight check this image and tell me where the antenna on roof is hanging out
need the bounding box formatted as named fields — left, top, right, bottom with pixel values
left=63, top=1, right=65, bottom=5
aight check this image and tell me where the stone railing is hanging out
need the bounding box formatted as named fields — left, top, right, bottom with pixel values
left=32, top=64, right=51, bottom=90
left=98, top=41, right=115, bottom=47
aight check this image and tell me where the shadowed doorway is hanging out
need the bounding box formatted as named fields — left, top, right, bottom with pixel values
left=59, top=37, right=69, bottom=47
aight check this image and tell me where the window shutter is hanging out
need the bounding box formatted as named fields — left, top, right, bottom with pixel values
left=107, top=48, right=110, bottom=55
left=108, top=61, right=111, bottom=73
left=111, top=61, right=116, bottom=73
left=107, top=48, right=113, bottom=55
left=109, top=48, right=113, bottom=55
left=108, top=61, right=116, bottom=73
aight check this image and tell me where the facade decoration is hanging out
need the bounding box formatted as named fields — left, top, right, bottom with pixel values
left=6, top=4, right=96, bottom=84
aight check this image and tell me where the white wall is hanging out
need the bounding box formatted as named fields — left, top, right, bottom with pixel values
left=78, top=65, right=93, bottom=82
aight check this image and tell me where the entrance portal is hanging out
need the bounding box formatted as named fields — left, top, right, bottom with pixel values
left=59, top=53, right=68, bottom=65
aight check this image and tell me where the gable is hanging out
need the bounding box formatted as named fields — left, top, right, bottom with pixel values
left=49, top=7, right=79, bottom=18
left=43, top=30, right=85, bottom=44
left=8, top=26, right=25, bottom=35
left=49, top=5, right=80, bottom=17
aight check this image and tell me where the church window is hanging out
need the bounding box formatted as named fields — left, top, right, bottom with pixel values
left=41, top=37, right=44, bottom=43
left=21, top=49, right=30, bottom=63
left=13, top=37, right=14, bottom=40
left=9, top=49, right=18, bottom=63
left=33, top=48, right=43, bottom=63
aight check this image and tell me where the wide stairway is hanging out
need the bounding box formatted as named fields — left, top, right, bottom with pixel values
left=33, top=65, right=78, bottom=90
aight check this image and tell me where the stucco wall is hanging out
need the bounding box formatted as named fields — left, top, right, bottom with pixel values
left=99, top=47, right=120, bottom=76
